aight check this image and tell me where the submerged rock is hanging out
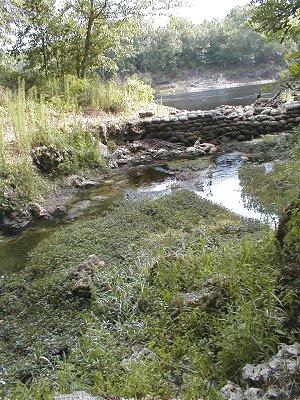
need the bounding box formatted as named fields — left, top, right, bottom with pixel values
left=1, top=209, right=32, bottom=234
left=70, top=255, right=105, bottom=297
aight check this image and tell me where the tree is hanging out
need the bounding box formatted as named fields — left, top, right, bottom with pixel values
left=250, top=0, right=300, bottom=43
left=10, top=0, right=186, bottom=81
left=250, top=0, right=300, bottom=90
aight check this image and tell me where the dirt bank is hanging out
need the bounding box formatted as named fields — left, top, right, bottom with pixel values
left=154, top=64, right=282, bottom=95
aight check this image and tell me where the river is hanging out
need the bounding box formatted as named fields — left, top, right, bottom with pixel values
left=0, top=152, right=277, bottom=275
left=156, top=82, right=278, bottom=111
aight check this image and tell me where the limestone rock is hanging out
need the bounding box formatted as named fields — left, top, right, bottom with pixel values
left=242, top=343, right=300, bottom=386
left=27, top=203, right=51, bottom=219
left=221, top=382, right=245, bottom=400
left=98, top=142, right=111, bottom=159
left=54, top=392, right=104, bottom=400
left=31, top=145, right=71, bottom=173
left=71, top=255, right=105, bottom=297
left=1, top=209, right=32, bottom=234
left=139, top=111, right=154, bottom=118
left=67, top=175, right=99, bottom=189
left=176, top=274, right=230, bottom=310
left=221, top=343, right=300, bottom=400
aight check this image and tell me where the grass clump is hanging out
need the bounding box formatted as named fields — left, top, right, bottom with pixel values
left=0, top=190, right=291, bottom=399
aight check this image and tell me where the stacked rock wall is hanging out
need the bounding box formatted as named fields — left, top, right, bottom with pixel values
left=118, top=101, right=300, bottom=145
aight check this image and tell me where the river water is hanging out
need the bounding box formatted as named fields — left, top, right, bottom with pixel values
left=156, top=82, right=277, bottom=111
left=0, top=152, right=277, bottom=275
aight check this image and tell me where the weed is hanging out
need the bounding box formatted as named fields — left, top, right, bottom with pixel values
left=0, top=191, right=289, bottom=399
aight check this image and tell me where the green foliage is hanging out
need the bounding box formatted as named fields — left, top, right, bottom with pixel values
left=0, top=159, right=46, bottom=214
left=0, top=72, right=153, bottom=215
left=250, top=0, right=300, bottom=43
left=87, top=76, right=154, bottom=112
left=7, top=0, right=183, bottom=81
left=250, top=0, right=300, bottom=91
left=284, top=198, right=300, bottom=262
left=0, top=190, right=288, bottom=399
left=121, top=7, right=286, bottom=76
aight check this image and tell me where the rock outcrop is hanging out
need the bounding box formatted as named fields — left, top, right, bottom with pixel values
left=221, top=343, right=300, bottom=400
left=31, top=145, right=72, bottom=173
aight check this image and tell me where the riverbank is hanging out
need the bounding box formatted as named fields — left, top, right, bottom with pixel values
left=1, top=97, right=300, bottom=236
left=0, top=112, right=299, bottom=399
left=153, top=65, right=282, bottom=96
left=1, top=178, right=299, bottom=399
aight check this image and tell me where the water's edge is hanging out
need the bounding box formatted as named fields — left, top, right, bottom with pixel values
left=0, top=152, right=277, bottom=275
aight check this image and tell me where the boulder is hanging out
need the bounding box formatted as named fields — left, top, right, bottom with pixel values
left=70, top=255, right=105, bottom=297
left=98, top=142, right=111, bottom=159
left=31, top=145, right=70, bottom=173
left=27, top=203, right=51, bottom=219
left=175, top=274, right=230, bottom=310
left=194, top=140, right=217, bottom=154
left=67, top=175, right=99, bottom=189
left=221, top=382, right=245, bottom=400
left=221, top=343, right=300, bottom=400
left=139, top=111, right=155, bottom=118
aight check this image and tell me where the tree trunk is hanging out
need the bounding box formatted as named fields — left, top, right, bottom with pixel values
left=41, top=35, right=49, bottom=79
left=80, top=1, right=95, bottom=78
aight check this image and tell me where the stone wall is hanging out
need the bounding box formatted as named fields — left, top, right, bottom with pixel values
left=114, top=100, right=300, bottom=145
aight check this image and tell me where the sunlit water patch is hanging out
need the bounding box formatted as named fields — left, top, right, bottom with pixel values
left=127, top=153, right=278, bottom=226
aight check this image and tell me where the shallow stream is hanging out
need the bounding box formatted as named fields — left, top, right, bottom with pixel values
left=0, top=153, right=277, bottom=275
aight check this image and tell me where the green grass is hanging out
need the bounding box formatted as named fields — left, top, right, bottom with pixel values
left=0, top=190, right=290, bottom=399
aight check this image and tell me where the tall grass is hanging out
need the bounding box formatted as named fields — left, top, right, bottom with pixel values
left=88, top=76, right=154, bottom=112
left=0, top=106, right=6, bottom=168
left=0, top=74, right=153, bottom=213
left=1, top=191, right=287, bottom=399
